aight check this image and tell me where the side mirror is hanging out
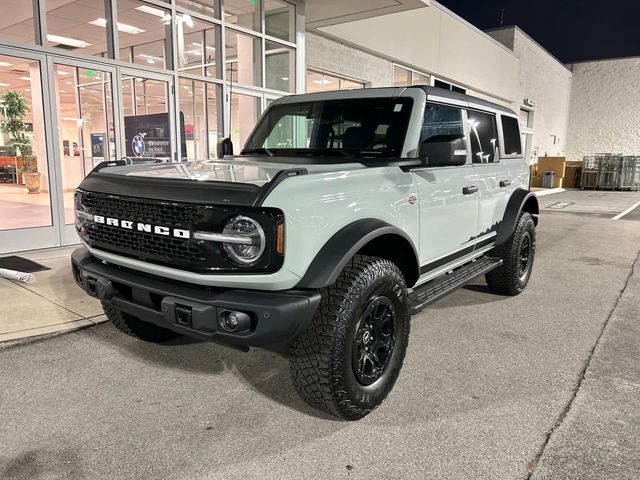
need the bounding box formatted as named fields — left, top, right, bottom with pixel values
left=217, top=137, right=234, bottom=159
left=419, top=134, right=467, bottom=167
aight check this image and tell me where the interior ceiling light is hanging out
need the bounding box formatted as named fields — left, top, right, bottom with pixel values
left=135, top=5, right=166, bottom=17
left=90, top=18, right=145, bottom=35
left=138, top=53, right=163, bottom=62
left=19, top=76, right=30, bottom=81
left=313, top=79, right=332, bottom=85
left=47, top=34, right=91, bottom=48
left=0, top=62, right=13, bottom=67
left=0, top=82, right=10, bottom=87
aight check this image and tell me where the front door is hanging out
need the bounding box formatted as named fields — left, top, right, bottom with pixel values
left=0, top=47, right=59, bottom=253
left=413, top=103, right=478, bottom=282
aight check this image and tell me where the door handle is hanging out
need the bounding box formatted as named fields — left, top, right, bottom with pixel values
left=462, top=185, right=479, bottom=195
left=499, top=180, right=512, bottom=187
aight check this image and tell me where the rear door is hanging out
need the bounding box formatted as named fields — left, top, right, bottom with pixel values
left=467, top=109, right=512, bottom=248
left=413, top=103, right=479, bottom=281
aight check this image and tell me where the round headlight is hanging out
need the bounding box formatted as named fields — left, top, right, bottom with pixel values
left=222, top=216, right=266, bottom=265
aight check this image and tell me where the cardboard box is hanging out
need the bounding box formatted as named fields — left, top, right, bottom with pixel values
left=552, top=176, right=564, bottom=188
left=563, top=166, right=582, bottom=188
left=538, top=156, right=566, bottom=179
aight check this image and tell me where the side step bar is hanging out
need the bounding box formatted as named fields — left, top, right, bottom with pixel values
left=409, top=256, right=503, bottom=314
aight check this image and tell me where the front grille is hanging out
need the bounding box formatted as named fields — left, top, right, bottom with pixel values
left=83, top=193, right=203, bottom=227
left=76, top=190, right=284, bottom=274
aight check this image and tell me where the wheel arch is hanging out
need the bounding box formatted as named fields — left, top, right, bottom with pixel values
left=495, top=189, right=539, bottom=246
left=296, top=219, right=420, bottom=289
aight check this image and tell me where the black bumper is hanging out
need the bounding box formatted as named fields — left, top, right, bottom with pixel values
left=71, top=248, right=320, bottom=349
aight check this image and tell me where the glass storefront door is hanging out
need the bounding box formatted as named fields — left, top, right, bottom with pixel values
left=0, top=48, right=58, bottom=253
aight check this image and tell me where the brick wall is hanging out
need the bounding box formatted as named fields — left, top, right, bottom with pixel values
left=566, top=57, right=640, bottom=161
left=305, top=32, right=393, bottom=87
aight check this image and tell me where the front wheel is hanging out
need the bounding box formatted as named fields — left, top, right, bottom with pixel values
left=485, top=211, right=536, bottom=295
left=289, top=255, right=410, bottom=420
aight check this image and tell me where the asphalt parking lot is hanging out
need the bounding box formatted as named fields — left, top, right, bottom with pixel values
left=1, top=203, right=639, bottom=479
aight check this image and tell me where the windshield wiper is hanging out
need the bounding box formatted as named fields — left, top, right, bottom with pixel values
left=293, top=148, right=353, bottom=158
left=242, top=148, right=275, bottom=157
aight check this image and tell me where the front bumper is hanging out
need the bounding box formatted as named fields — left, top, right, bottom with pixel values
left=71, top=248, right=320, bottom=349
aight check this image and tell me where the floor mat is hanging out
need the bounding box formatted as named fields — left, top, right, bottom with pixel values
left=0, top=256, right=50, bottom=273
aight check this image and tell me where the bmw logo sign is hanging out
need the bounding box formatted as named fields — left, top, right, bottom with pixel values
left=132, top=135, right=145, bottom=157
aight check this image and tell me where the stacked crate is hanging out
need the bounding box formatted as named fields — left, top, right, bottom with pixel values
left=581, top=155, right=640, bottom=191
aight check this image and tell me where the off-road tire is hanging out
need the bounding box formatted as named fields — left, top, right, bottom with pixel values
left=289, top=255, right=410, bottom=420
left=485, top=211, right=536, bottom=295
left=102, top=302, right=180, bottom=343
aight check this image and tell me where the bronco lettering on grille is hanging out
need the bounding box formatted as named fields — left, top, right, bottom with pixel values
left=92, top=214, right=191, bottom=239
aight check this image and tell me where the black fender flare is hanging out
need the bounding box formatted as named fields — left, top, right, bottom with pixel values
left=296, top=218, right=420, bottom=289
left=495, top=189, right=539, bottom=246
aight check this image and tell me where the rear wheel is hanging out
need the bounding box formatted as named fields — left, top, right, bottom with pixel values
left=289, top=255, right=410, bottom=420
left=485, top=211, right=536, bottom=295
left=102, top=302, right=180, bottom=343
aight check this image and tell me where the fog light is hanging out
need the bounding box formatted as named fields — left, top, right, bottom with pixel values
left=226, top=312, right=239, bottom=329
left=218, top=310, right=251, bottom=332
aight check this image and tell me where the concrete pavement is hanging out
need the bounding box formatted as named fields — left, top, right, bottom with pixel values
left=1, top=211, right=639, bottom=479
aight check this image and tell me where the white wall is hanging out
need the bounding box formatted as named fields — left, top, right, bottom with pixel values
left=317, top=2, right=520, bottom=103
left=488, top=27, right=573, bottom=158
left=566, top=57, right=640, bottom=161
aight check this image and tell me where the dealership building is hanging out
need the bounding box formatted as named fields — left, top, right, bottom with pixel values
left=0, top=0, right=637, bottom=253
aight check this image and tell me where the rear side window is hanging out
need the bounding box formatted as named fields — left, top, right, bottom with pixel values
left=421, top=104, right=464, bottom=142
left=501, top=116, right=522, bottom=155
left=467, top=110, right=498, bottom=163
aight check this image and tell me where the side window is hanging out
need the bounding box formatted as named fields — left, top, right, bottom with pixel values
left=467, top=110, right=498, bottom=163
left=501, top=116, right=522, bottom=155
left=421, top=104, right=464, bottom=142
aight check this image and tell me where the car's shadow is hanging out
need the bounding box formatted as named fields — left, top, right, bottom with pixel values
left=92, top=325, right=340, bottom=421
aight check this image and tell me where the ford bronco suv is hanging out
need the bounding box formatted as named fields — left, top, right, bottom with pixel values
left=72, top=86, right=538, bottom=420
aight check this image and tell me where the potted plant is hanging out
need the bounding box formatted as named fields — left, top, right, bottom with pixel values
left=0, top=90, right=40, bottom=193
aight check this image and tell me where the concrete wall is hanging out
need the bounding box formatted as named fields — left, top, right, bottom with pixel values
left=305, top=32, right=393, bottom=87
left=488, top=27, right=573, bottom=159
left=566, top=57, right=640, bottom=161
left=317, top=2, right=520, bottom=103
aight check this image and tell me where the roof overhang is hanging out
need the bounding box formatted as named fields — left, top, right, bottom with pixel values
left=305, top=0, right=430, bottom=29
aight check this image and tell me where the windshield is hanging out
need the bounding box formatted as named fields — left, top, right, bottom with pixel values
left=243, top=97, right=413, bottom=159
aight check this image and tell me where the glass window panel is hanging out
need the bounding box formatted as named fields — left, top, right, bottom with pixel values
left=117, top=0, right=171, bottom=68
left=265, top=40, right=295, bottom=93
left=177, top=0, right=220, bottom=18
left=0, top=55, right=51, bottom=230
left=265, top=0, right=294, bottom=42
left=393, top=66, right=410, bottom=87
left=230, top=92, right=260, bottom=151
left=177, top=17, right=219, bottom=77
left=46, top=0, right=109, bottom=57
left=468, top=110, right=498, bottom=163
left=421, top=104, right=464, bottom=142
left=225, top=0, right=261, bottom=32
left=306, top=71, right=324, bottom=93
left=412, top=72, right=430, bottom=86
left=340, top=79, right=365, bottom=90
left=206, top=85, right=220, bottom=158
left=121, top=75, right=172, bottom=161
left=1, top=1, right=35, bottom=44
left=225, top=29, right=262, bottom=87
left=501, top=116, right=522, bottom=155
left=179, top=79, right=206, bottom=160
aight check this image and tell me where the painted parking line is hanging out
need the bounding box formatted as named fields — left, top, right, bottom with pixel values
left=612, top=199, right=640, bottom=220
left=534, top=188, right=566, bottom=197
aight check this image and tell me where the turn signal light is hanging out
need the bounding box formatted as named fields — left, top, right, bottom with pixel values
left=276, top=223, right=284, bottom=255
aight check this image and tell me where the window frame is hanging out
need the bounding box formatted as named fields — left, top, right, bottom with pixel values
left=498, top=113, right=524, bottom=159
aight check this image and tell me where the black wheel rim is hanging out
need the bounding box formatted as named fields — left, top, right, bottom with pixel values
left=517, top=232, right=532, bottom=280
left=352, top=296, right=397, bottom=386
